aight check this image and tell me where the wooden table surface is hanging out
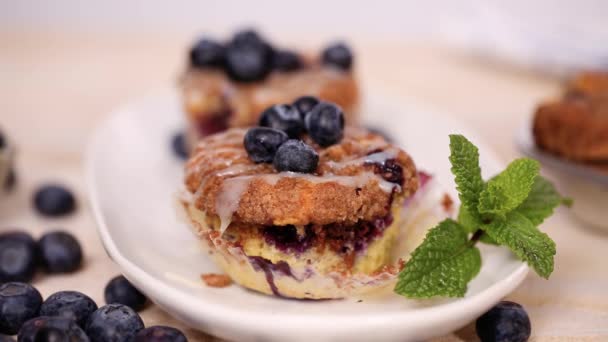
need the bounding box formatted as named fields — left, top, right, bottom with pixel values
left=1, top=30, right=607, bottom=341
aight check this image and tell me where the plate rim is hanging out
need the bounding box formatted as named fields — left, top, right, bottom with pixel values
left=85, top=87, right=529, bottom=337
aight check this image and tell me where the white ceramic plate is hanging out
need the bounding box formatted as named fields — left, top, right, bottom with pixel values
left=86, top=88, right=528, bottom=342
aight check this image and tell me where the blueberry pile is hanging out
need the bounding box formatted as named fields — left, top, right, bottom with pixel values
left=476, top=301, right=531, bottom=342
left=0, top=278, right=186, bottom=341
left=190, top=29, right=353, bottom=82
left=0, top=230, right=82, bottom=283
left=33, top=184, right=77, bottom=217
left=244, top=96, right=345, bottom=173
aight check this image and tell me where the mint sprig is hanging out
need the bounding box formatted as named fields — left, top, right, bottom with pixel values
left=395, top=134, right=569, bottom=298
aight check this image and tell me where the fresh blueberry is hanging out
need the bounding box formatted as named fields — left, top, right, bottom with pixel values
left=272, top=50, right=302, bottom=72
left=38, top=231, right=82, bottom=273
left=0, top=334, right=14, bottom=342
left=259, top=104, right=303, bottom=138
left=33, top=185, right=76, bottom=217
left=0, top=282, right=42, bottom=335
left=225, top=43, right=272, bottom=82
left=135, top=326, right=187, bottom=342
left=40, top=291, right=98, bottom=328
left=292, top=96, right=320, bottom=120
left=86, top=304, right=144, bottom=342
left=18, top=316, right=89, bottom=342
left=321, top=42, right=353, bottom=71
left=189, top=38, right=225, bottom=68
left=476, top=301, right=531, bottom=342
left=304, top=102, right=345, bottom=147
left=171, top=132, right=189, bottom=160
left=273, top=140, right=319, bottom=173
left=230, top=29, right=271, bottom=51
left=244, top=128, right=288, bottom=163
left=0, top=231, right=38, bottom=283
left=104, top=276, right=147, bottom=312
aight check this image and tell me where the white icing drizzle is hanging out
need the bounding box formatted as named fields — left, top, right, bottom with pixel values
left=189, top=129, right=404, bottom=235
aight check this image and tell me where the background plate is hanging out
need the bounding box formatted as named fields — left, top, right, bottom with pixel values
left=86, top=88, right=527, bottom=342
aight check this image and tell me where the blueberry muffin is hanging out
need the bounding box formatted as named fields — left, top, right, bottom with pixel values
left=180, top=29, right=359, bottom=145
left=180, top=100, right=448, bottom=299
left=533, top=71, right=608, bottom=162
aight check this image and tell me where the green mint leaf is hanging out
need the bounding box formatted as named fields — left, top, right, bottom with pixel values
left=478, top=158, right=540, bottom=217
left=395, top=219, right=482, bottom=298
left=484, top=211, right=556, bottom=278
left=516, top=176, right=569, bottom=225
left=458, top=207, right=499, bottom=244
left=449, top=135, right=485, bottom=216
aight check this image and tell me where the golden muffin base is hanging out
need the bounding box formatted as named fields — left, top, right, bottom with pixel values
left=185, top=203, right=403, bottom=299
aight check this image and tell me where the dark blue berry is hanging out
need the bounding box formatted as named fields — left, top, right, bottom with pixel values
left=33, top=185, right=76, bottom=217
left=0, top=334, right=14, bottom=342
left=18, top=316, right=89, bottom=342
left=135, top=326, right=187, bottom=342
left=304, top=102, right=345, bottom=147
left=293, top=96, right=320, bottom=120
left=231, top=29, right=264, bottom=47
left=86, top=304, right=144, bottom=342
left=259, top=104, right=303, bottom=138
left=40, top=291, right=98, bottom=328
left=273, top=140, right=318, bottom=173
left=38, top=231, right=82, bottom=273
left=104, top=276, right=147, bottom=312
left=272, top=50, right=302, bottom=72
left=171, top=132, right=188, bottom=160
left=0, top=231, right=38, bottom=283
left=244, top=127, right=288, bottom=163
left=0, top=282, right=42, bottom=335
left=189, top=38, right=225, bottom=68
left=321, top=42, right=353, bottom=71
left=476, top=301, right=531, bottom=342
left=225, top=44, right=272, bottom=82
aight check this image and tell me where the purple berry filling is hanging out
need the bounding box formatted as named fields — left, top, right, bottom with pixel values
left=262, top=214, right=393, bottom=256
left=196, top=109, right=231, bottom=136
left=364, top=150, right=404, bottom=185
left=248, top=256, right=294, bottom=297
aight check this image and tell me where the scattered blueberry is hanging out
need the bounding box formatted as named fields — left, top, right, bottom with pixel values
left=476, top=301, right=531, bottom=342
left=273, top=140, right=319, bottom=173
left=38, top=231, right=82, bottom=273
left=304, top=102, right=345, bottom=147
left=0, top=231, right=38, bottom=283
left=292, top=96, right=320, bottom=120
left=244, top=127, right=288, bottom=163
left=272, top=50, right=302, bottom=72
left=104, top=276, right=147, bottom=312
left=171, top=132, right=189, bottom=160
left=225, top=43, right=272, bottom=83
left=321, top=42, right=353, bottom=71
left=40, top=291, right=98, bottom=328
left=135, top=326, right=188, bottom=342
left=259, top=104, right=303, bottom=138
left=189, top=38, right=225, bottom=68
left=86, top=304, right=144, bottom=342
left=33, top=185, right=76, bottom=217
left=18, top=316, right=89, bottom=342
left=0, top=334, right=14, bottom=342
left=0, top=282, right=42, bottom=335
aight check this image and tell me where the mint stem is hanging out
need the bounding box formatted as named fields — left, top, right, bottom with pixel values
left=468, top=229, right=484, bottom=246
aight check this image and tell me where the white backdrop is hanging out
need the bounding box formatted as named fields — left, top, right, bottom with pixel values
left=2, top=0, right=607, bottom=74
